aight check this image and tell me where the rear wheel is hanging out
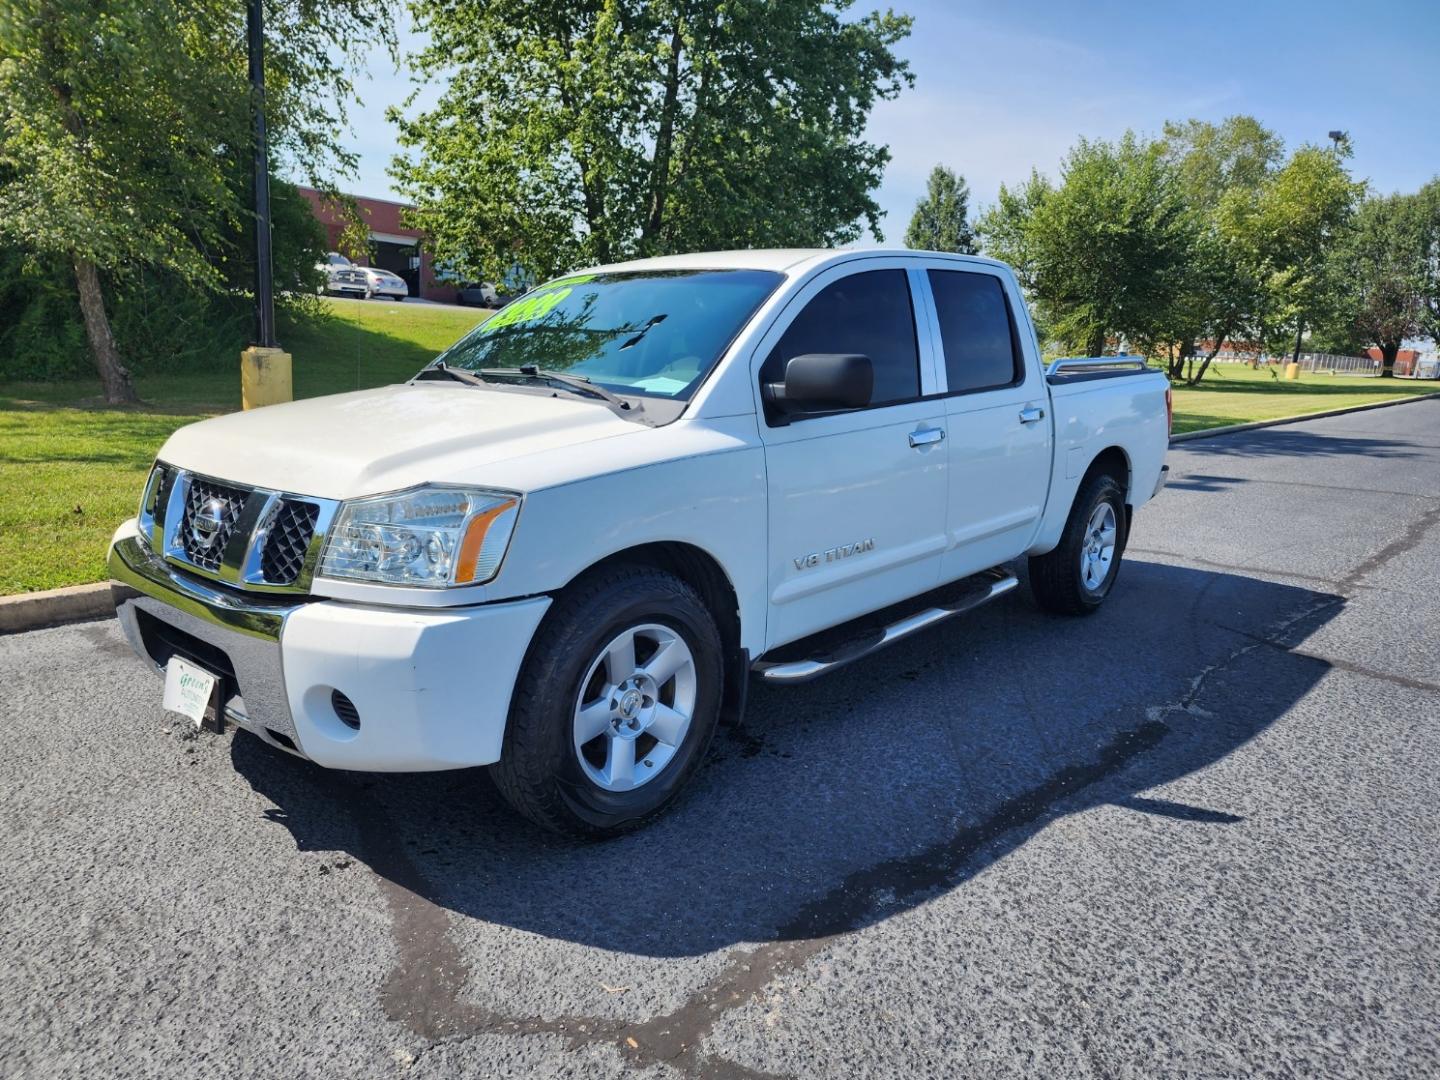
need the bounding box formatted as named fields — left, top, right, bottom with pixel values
left=490, top=565, right=723, bottom=838
left=1028, top=470, right=1127, bottom=615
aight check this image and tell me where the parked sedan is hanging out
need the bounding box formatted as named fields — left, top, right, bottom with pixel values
left=360, top=267, right=409, bottom=301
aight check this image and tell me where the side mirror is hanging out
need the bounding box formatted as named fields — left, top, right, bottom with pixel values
left=767, top=353, right=873, bottom=414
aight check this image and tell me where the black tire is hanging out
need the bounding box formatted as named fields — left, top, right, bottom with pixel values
left=1028, top=470, right=1128, bottom=616
left=489, top=564, right=724, bottom=838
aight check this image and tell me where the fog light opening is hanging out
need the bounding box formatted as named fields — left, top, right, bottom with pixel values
left=330, top=690, right=361, bottom=731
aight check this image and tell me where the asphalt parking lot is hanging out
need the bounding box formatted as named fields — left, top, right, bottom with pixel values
left=3, top=398, right=1439, bottom=1079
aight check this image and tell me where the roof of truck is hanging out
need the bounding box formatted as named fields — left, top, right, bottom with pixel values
left=583, top=248, right=1011, bottom=276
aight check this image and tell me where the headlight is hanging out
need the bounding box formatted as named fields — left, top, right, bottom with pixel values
left=318, top=486, right=521, bottom=588
left=136, top=462, right=168, bottom=551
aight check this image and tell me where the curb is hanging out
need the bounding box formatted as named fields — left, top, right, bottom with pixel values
left=1170, top=391, right=1436, bottom=444
left=0, top=583, right=113, bottom=636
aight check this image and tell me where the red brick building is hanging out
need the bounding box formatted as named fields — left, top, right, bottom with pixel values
left=296, top=187, right=457, bottom=303
left=1364, top=347, right=1422, bottom=376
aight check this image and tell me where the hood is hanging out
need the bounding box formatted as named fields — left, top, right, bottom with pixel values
left=157, top=383, right=645, bottom=500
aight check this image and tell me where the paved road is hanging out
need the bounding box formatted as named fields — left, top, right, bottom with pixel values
left=3, top=399, right=1439, bottom=1079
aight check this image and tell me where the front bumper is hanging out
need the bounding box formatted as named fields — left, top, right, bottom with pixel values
left=109, top=522, right=550, bottom=771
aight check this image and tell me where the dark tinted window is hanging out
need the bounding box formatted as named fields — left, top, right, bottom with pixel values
left=928, top=270, right=1022, bottom=393
left=762, top=270, right=920, bottom=408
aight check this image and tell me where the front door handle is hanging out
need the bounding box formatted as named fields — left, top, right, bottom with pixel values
left=908, top=427, right=946, bottom=448
left=1019, top=406, right=1046, bottom=425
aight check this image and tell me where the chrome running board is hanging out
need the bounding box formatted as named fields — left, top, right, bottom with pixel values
left=752, top=568, right=1019, bottom=684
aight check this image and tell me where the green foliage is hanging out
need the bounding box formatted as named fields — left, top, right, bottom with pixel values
left=1233, top=144, right=1364, bottom=357
left=0, top=0, right=392, bottom=272
left=0, top=0, right=393, bottom=389
left=978, top=133, right=1196, bottom=358
left=391, top=0, right=913, bottom=282
left=1152, top=116, right=1282, bottom=380
left=980, top=118, right=1372, bottom=385
left=904, top=166, right=976, bottom=254
left=0, top=181, right=325, bottom=381
left=1321, top=181, right=1440, bottom=370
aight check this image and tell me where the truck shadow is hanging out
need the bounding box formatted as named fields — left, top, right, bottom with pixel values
left=234, top=559, right=1340, bottom=958
left=1177, top=427, right=1426, bottom=461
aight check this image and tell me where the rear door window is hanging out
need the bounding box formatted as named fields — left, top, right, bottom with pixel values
left=927, top=270, right=1022, bottom=394
left=762, top=269, right=921, bottom=408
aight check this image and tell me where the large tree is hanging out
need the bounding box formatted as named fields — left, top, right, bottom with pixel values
left=979, top=133, right=1196, bottom=358
left=1155, top=116, right=1282, bottom=383
left=391, top=0, right=913, bottom=283
left=0, top=0, right=393, bottom=402
left=1234, top=143, right=1364, bottom=369
left=904, top=165, right=976, bottom=253
left=1326, top=182, right=1440, bottom=376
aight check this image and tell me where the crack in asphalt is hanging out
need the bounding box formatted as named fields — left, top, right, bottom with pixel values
left=344, top=468, right=1440, bottom=1075
left=1335, top=500, right=1440, bottom=592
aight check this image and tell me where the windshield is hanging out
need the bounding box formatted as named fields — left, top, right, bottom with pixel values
left=431, top=269, right=783, bottom=401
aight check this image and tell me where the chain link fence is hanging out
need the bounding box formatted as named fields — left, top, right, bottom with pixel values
left=1205, top=350, right=1383, bottom=377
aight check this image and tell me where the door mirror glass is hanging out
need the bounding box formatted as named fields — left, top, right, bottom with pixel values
left=768, top=353, right=873, bottom=413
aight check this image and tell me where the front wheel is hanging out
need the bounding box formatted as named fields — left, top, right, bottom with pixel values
left=490, top=565, right=724, bottom=838
left=1028, top=470, right=1127, bottom=615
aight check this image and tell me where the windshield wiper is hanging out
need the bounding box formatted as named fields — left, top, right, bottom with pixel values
left=414, top=361, right=487, bottom=387
left=479, top=365, right=638, bottom=413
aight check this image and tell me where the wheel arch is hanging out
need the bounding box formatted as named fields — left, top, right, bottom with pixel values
left=1027, top=443, right=1134, bottom=557
left=1084, top=445, right=1132, bottom=501
left=554, top=541, right=751, bottom=724
left=1083, top=446, right=1133, bottom=539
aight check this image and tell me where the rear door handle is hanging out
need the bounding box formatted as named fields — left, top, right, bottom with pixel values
left=1019, top=406, right=1046, bottom=424
left=908, top=427, right=946, bottom=448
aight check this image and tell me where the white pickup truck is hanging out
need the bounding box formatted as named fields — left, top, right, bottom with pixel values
left=109, top=249, right=1170, bottom=836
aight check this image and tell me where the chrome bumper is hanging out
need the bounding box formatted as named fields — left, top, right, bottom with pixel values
left=109, top=533, right=304, bottom=746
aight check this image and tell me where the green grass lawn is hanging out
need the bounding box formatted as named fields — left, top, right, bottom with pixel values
left=1167, top=363, right=1440, bottom=434
left=3, top=304, right=1438, bottom=595
left=0, top=299, right=486, bottom=594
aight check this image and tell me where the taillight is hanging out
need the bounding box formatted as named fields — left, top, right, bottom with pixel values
left=1165, top=386, right=1173, bottom=436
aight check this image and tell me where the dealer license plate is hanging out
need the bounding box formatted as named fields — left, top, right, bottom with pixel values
left=163, top=656, right=218, bottom=729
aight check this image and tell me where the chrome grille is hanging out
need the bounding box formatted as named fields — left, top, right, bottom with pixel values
left=260, top=501, right=319, bottom=585
left=179, top=478, right=249, bottom=571
left=154, top=465, right=338, bottom=594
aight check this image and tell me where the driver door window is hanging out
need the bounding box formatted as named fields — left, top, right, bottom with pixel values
left=760, top=270, right=921, bottom=413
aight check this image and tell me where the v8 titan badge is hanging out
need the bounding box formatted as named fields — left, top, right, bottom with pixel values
left=163, top=656, right=220, bottom=731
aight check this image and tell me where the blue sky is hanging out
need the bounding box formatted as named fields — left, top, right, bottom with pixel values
left=332, top=0, right=1440, bottom=238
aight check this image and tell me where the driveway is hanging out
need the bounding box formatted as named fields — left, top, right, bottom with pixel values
left=2, top=399, right=1438, bottom=1078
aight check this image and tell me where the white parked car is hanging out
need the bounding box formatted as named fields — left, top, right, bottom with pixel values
left=109, top=249, right=1170, bottom=837
left=317, top=252, right=367, bottom=298
left=358, top=266, right=409, bottom=301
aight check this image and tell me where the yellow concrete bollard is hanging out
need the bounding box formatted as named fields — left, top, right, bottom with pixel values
left=241, top=346, right=294, bottom=410
left=1284, top=361, right=1300, bottom=381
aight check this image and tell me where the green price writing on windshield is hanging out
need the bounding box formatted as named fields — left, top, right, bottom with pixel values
left=480, top=274, right=598, bottom=333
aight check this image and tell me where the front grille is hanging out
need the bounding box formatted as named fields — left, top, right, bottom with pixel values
left=261, top=500, right=319, bottom=585
left=157, top=465, right=335, bottom=593
left=335, top=270, right=365, bottom=285
left=179, top=477, right=249, bottom=571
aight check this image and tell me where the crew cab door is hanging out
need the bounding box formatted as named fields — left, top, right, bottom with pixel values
left=754, top=260, right=949, bottom=649
left=914, top=261, right=1053, bottom=581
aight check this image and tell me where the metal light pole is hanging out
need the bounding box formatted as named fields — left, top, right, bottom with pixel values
left=248, top=0, right=276, bottom=348
left=239, top=0, right=291, bottom=408
left=1327, top=129, right=1347, bottom=157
